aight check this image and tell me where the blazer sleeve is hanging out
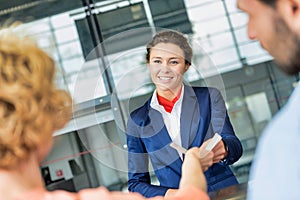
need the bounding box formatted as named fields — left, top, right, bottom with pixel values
left=127, top=115, right=169, bottom=197
left=209, top=88, right=243, bottom=165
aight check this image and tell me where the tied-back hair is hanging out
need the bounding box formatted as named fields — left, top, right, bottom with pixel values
left=0, top=28, right=72, bottom=169
left=146, top=30, right=193, bottom=65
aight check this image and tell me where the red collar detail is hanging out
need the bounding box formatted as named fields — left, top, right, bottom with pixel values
left=157, top=90, right=181, bottom=113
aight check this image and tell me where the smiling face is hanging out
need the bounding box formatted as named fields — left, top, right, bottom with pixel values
left=148, top=42, right=190, bottom=99
left=237, top=0, right=300, bottom=75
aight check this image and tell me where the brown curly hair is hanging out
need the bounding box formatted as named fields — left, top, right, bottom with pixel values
left=0, top=29, right=72, bottom=169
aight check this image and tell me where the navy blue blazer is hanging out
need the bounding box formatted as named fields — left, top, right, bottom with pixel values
left=126, top=86, right=243, bottom=197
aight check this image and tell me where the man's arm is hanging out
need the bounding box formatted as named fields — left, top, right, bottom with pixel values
left=77, top=147, right=209, bottom=200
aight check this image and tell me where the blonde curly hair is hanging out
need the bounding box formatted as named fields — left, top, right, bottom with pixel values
left=0, top=29, right=72, bottom=169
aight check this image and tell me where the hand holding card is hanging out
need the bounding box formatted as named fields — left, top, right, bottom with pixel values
left=199, top=133, right=222, bottom=158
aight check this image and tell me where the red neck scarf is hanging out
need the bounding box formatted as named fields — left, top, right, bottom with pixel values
left=157, top=90, right=182, bottom=113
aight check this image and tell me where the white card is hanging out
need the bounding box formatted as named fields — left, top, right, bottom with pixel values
left=199, top=133, right=222, bottom=158
left=170, top=142, right=187, bottom=154
left=205, top=133, right=222, bottom=151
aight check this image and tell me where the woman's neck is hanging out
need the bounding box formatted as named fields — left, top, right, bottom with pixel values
left=157, top=85, right=182, bottom=101
left=0, top=153, right=45, bottom=199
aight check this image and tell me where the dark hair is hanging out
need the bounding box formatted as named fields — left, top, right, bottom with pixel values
left=146, top=30, right=193, bottom=65
left=259, top=0, right=277, bottom=7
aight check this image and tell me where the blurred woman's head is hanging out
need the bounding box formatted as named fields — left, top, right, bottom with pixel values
left=0, top=29, right=72, bottom=169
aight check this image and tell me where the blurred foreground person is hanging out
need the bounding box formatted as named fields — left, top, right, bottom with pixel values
left=0, top=28, right=209, bottom=200
left=238, top=0, right=300, bottom=199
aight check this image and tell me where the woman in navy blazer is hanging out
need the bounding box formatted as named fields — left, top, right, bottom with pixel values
left=126, top=30, right=243, bottom=198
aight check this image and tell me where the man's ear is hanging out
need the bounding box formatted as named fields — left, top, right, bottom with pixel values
left=277, top=0, right=300, bottom=31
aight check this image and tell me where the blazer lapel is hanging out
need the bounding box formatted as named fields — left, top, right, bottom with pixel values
left=146, top=104, right=183, bottom=173
left=147, top=108, right=169, bottom=139
left=180, top=86, right=200, bottom=149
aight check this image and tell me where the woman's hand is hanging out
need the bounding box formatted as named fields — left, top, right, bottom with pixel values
left=199, top=151, right=214, bottom=171
left=211, top=140, right=228, bottom=163
left=198, top=139, right=214, bottom=171
left=200, top=138, right=228, bottom=165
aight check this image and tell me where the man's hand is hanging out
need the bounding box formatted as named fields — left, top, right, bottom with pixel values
left=180, top=147, right=207, bottom=192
